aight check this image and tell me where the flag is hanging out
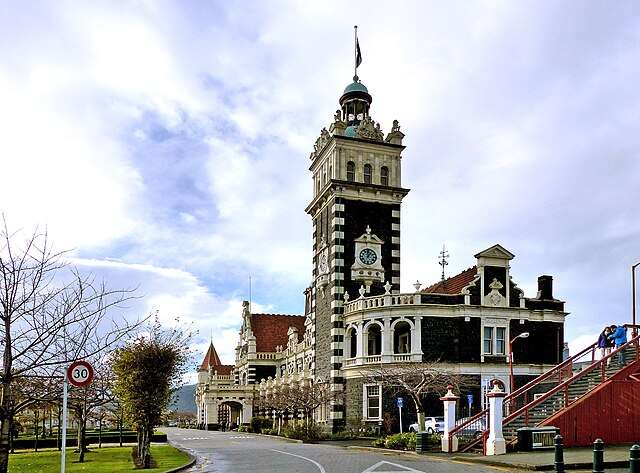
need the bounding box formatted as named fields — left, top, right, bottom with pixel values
left=355, top=36, right=362, bottom=68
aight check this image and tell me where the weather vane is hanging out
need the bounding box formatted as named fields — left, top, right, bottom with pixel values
left=439, top=244, right=449, bottom=281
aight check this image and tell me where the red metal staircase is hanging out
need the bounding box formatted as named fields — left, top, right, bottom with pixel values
left=446, top=332, right=640, bottom=453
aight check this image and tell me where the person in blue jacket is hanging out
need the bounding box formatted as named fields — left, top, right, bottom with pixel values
left=597, top=326, right=613, bottom=365
left=608, top=324, right=628, bottom=365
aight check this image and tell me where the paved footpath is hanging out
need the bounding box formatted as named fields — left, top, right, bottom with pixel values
left=450, top=443, right=638, bottom=472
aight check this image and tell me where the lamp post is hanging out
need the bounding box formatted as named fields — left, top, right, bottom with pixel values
left=633, top=263, right=640, bottom=338
left=509, top=332, right=530, bottom=405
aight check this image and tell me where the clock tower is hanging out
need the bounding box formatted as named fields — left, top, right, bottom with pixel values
left=305, top=74, right=410, bottom=431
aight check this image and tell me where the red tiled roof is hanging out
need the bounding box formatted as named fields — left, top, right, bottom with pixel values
left=251, top=313, right=306, bottom=353
left=199, top=342, right=233, bottom=375
left=422, top=266, right=478, bottom=295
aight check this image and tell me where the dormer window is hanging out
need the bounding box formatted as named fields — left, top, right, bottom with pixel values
left=380, top=166, right=388, bottom=185
left=347, top=161, right=355, bottom=182
left=364, top=164, right=372, bottom=184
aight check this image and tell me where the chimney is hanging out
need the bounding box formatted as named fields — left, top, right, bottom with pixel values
left=537, top=275, right=554, bottom=300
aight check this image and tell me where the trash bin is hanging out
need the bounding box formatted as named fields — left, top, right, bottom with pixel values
left=517, top=426, right=560, bottom=451
left=416, top=431, right=429, bottom=453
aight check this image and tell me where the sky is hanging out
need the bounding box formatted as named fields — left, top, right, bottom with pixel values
left=1, top=1, right=639, bottom=377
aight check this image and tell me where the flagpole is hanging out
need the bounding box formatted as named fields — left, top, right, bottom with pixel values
left=354, top=25, right=358, bottom=77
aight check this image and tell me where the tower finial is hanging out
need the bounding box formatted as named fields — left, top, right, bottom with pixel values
left=439, top=244, right=449, bottom=281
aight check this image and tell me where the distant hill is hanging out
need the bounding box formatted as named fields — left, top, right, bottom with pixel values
left=170, top=383, right=197, bottom=413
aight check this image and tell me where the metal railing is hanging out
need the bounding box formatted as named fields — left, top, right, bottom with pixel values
left=446, top=332, right=640, bottom=453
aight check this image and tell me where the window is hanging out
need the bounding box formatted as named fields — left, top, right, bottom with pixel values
left=380, top=166, right=389, bottom=185
left=398, top=333, right=410, bottom=353
left=364, top=384, right=381, bottom=419
left=347, top=161, right=355, bottom=181
left=367, top=324, right=382, bottom=355
left=346, top=327, right=357, bottom=358
left=364, top=164, right=372, bottom=184
left=484, top=326, right=506, bottom=355
left=393, top=321, right=412, bottom=354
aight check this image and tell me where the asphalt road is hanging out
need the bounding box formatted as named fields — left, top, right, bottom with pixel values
left=164, top=427, right=528, bottom=473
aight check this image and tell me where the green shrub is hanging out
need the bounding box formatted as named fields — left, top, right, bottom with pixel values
left=372, top=432, right=416, bottom=450
left=327, top=430, right=357, bottom=440
left=238, top=425, right=248, bottom=432
left=282, top=421, right=322, bottom=441
left=250, top=417, right=273, bottom=434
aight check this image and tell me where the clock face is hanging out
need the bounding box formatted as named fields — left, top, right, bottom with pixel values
left=359, top=248, right=377, bottom=265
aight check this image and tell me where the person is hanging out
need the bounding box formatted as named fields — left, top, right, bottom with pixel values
left=608, top=324, right=628, bottom=365
left=596, top=326, right=613, bottom=365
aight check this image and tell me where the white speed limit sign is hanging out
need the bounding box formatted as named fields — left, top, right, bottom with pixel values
left=67, top=360, right=94, bottom=387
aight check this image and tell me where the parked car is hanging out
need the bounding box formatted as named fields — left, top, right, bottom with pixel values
left=408, top=416, right=445, bottom=434
left=454, top=416, right=487, bottom=439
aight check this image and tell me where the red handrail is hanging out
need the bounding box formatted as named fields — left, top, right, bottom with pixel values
left=446, top=333, right=640, bottom=453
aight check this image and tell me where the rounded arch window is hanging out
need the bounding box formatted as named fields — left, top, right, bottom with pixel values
left=366, top=323, right=382, bottom=356
left=393, top=321, right=412, bottom=354
left=364, top=164, right=372, bottom=184
left=346, top=326, right=357, bottom=358
left=380, top=166, right=389, bottom=186
left=347, top=161, right=355, bottom=181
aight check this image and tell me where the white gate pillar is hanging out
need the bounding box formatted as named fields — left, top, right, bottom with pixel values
left=440, top=385, right=459, bottom=452
left=486, top=380, right=506, bottom=455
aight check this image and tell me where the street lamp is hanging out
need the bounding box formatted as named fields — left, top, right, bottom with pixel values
left=633, top=263, right=640, bottom=338
left=509, top=332, right=530, bottom=403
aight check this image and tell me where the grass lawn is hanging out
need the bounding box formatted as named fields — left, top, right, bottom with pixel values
left=8, top=445, right=191, bottom=473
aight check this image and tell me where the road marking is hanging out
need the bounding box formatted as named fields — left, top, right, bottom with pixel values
left=362, top=460, right=425, bottom=472
left=271, top=449, right=327, bottom=473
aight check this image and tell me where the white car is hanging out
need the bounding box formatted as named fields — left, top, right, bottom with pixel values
left=408, top=416, right=445, bottom=434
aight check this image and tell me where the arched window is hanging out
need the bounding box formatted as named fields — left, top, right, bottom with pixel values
left=346, top=327, right=357, bottom=358
left=364, top=164, right=372, bottom=184
left=393, top=321, right=412, bottom=354
left=367, top=324, right=382, bottom=356
left=347, top=161, right=355, bottom=181
left=380, top=166, right=389, bottom=186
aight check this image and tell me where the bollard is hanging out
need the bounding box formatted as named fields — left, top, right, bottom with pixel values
left=554, top=434, right=565, bottom=473
left=631, top=444, right=640, bottom=473
left=592, top=438, right=604, bottom=473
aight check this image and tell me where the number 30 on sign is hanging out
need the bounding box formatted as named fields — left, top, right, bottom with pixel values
left=67, top=360, right=94, bottom=387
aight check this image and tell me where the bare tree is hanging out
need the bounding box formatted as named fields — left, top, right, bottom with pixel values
left=289, top=379, right=333, bottom=434
left=360, top=362, right=471, bottom=432
left=67, top=361, right=115, bottom=462
left=0, top=219, right=141, bottom=473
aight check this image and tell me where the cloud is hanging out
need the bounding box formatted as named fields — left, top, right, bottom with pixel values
left=1, top=0, right=640, bottom=375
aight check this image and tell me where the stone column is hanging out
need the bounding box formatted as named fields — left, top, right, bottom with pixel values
left=441, top=385, right=459, bottom=453
left=412, top=316, right=422, bottom=359
left=486, top=380, right=506, bottom=455
left=381, top=318, right=392, bottom=356
left=356, top=322, right=364, bottom=358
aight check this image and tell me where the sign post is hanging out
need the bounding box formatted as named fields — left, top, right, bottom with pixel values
left=397, top=397, right=403, bottom=433
left=62, top=361, right=94, bottom=473
left=61, top=372, right=68, bottom=473
left=467, top=394, right=473, bottom=416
